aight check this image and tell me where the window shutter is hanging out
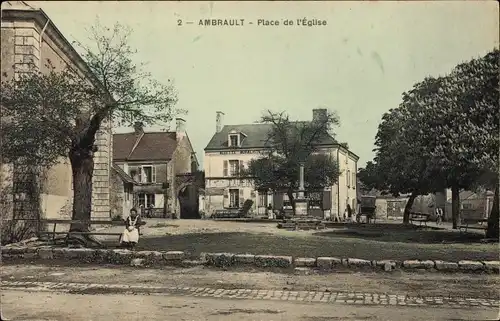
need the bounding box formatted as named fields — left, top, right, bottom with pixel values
left=223, top=160, right=228, bottom=177
left=239, top=189, right=244, bottom=207
left=138, top=168, right=143, bottom=183
left=152, top=166, right=157, bottom=183
left=223, top=189, right=229, bottom=208
left=239, top=160, right=244, bottom=176
left=322, top=191, right=332, bottom=210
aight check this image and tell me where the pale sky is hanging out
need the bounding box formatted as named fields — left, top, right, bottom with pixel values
left=27, top=1, right=499, bottom=167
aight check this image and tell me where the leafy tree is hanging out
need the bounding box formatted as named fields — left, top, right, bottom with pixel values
left=364, top=48, right=499, bottom=233
left=244, top=110, right=340, bottom=214
left=357, top=161, right=383, bottom=195
left=362, top=77, right=448, bottom=224
left=420, top=49, right=499, bottom=233
left=1, top=22, right=180, bottom=244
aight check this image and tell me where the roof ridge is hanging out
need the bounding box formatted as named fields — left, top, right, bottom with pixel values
left=127, top=132, right=144, bottom=159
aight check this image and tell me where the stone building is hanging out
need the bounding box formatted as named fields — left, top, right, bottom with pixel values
left=202, top=110, right=359, bottom=219
left=111, top=119, right=199, bottom=219
left=0, top=2, right=112, bottom=220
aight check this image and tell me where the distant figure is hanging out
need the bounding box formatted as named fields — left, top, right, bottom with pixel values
left=267, top=204, right=274, bottom=219
left=346, top=204, right=353, bottom=222
left=120, top=208, right=142, bottom=250
left=435, top=207, right=443, bottom=225
left=147, top=203, right=154, bottom=218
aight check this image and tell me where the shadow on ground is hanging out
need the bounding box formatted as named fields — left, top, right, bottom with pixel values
left=114, top=226, right=499, bottom=262
left=315, top=223, right=490, bottom=244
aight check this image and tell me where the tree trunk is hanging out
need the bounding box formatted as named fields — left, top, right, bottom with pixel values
left=403, top=191, right=418, bottom=224
left=287, top=189, right=296, bottom=215
left=69, top=147, right=94, bottom=233
left=451, top=185, right=460, bottom=229
left=486, top=182, right=499, bottom=240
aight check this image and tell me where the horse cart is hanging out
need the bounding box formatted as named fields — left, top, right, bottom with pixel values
left=356, top=196, right=377, bottom=223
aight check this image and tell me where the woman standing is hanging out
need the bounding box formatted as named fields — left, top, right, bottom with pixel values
left=120, top=208, right=142, bottom=250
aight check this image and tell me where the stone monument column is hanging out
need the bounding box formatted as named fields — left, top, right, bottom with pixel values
left=294, top=163, right=308, bottom=217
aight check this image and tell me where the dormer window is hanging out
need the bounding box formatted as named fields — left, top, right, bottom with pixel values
left=228, top=133, right=240, bottom=147
left=228, top=129, right=247, bottom=148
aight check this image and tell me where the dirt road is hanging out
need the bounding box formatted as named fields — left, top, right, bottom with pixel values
left=1, top=263, right=499, bottom=320
left=2, top=290, right=498, bottom=321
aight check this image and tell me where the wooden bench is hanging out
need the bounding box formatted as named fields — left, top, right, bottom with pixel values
left=15, top=218, right=145, bottom=245
left=212, top=209, right=242, bottom=219
left=409, top=212, right=431, bottom=226
left=458, top=218, right=488, bottom=233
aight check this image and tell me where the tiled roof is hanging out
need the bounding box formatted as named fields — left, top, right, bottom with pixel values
left=112, top=164, right=137, bottom=184
left=204, top=123, right=338, bottom=151
left=113, top=132, right=177, bottom=161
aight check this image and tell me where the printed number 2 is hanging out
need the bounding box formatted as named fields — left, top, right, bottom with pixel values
left=177, top=19, right=182, bottom=26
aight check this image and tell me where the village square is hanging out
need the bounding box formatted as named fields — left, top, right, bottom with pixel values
left=0, top=1, right=499, bottom=320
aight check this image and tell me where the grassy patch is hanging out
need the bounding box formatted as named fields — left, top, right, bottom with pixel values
left=127, top=224, right=498, bottom=262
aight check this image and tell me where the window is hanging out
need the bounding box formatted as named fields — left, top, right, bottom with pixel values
left=352, top=172, right=356, bottom=189
left=229, top=134, right=239, bottom=147
left=258, top=192, right=268, bottom=208
left=138, top=193, right=155, bottom=207
left=140, top=165, right=156, bottom=183
left=229, top=189, right=240, bottom=208
left=462, top=203, right=473, bottom=210
left=224, top=160, right=242, bottom=177
left=347, top=170, right=351, bottom=188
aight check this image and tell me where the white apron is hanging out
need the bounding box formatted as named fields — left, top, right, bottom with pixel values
left=121, top=216, right=139, bottom=243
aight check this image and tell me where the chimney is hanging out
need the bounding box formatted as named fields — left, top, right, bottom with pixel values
left=133, top=121, right=144, bottom=135
left=176, top=117, right=186, bottom=132
left=312, top=108, right=327, bottom=123
left=216, top=111, right=224, bottom=133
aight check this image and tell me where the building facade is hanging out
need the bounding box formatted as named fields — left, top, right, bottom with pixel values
left=0, top=2, right=112, bottom=220
left=202, top=110, right=359, bottom=219
left=111, top=119, right=199, bottom=218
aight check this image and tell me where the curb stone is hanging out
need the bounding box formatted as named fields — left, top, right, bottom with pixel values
left=2, top=246, right=498, bottom=274
left=458, top=260, right=485, bottom=271
left=316, top=257, right=342, bottom=270
left=130, top=258, right=145, bottom=267
left=254, top=255, right=293, bottom=268
left=403, top=260, right=435, bottom=269
left=347, top=258, right=372, bottom=268
left=234, top=254, right=255, bottom=264
left=434, top=260, right=459, bottom=271
left=205, top=253, right=235, bottom=267
left=294, top=257, right=316, bottom=267
left=374, top=260, right=398, bottom=271
left=482, top=261, right=500, bottom=272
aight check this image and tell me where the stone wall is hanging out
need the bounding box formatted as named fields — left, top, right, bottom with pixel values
left=109, top=168, right=125, bottom=219
left=169, top=135, right=195, bottom=216
left=1, top=14, right=112, bottom=221
left=91, top=121, right=112, bottom=219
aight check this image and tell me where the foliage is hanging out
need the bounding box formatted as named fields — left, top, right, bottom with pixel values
left=0, top=169, right=41, bottom=245
left=244, top=110, right=341, bottom=213
left=1, top=21, right=180, bottom=238
left=111, top=214, right=123, bottom=222
left=241, top=199, right=254, bottom=217
left=361, top=48, right=499, bottom=230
